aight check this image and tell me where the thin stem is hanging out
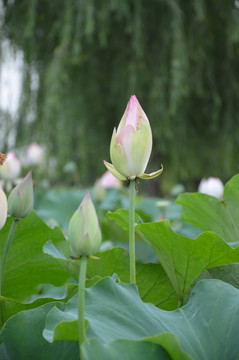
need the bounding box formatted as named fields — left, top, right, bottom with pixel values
left=78, top=255, right=88, bottom=357
left=129, top=179, right=136, bottom=284
left=0, top=218, right=18, bottom=297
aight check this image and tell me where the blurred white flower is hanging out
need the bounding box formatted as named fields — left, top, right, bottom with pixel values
left=0, top=151, right=21, bottom=180
left=198, top=177, right=224, bottom=199
left=27, top=142, right=44, bottom=166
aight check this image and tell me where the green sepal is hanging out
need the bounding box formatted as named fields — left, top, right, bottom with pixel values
left=139, top=165, right=163, bottom=180
left=103, top=161, right=127, bottom=181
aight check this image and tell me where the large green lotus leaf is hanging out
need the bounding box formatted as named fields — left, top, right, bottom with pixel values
left=0, top=303, right=184, bottom=360
left=43, top=278, right=190, bottom=359
left=0, top=302, right=79, bottom=360
left=136, top=220, right=239, bottom=301
left=43, top=276, right=239, bottom=359
left=106, top=210, right=239, bottom=301
left=45, top=244, right=178, bottom=310
left=88, top=248, right=177, bottom=309
left=82, top=336, right=177, bottom=360
left=176, top=174, right=239, bottom=242
left=0, top=283, right=78, bottom=329
left=0, top=211, right=73, bottom=300
left=107, top=208, right=202, bottom=261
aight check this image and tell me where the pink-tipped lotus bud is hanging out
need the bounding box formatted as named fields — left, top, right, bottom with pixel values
left=0, top=185, right=8, bottom=229
left=198, top=177, right=224, bottom=199
left=104, top=95, right=163, bottom=181
left=68, top=192, right=102, bottom=257
left=27, top=142, right=44, bottom=166
left=8, top=171, right=34, bottom=218
left=0, top=151, right=21, bottom=180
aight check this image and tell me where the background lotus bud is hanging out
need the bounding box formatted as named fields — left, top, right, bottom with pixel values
left=8, top=171, right=34, bottom=218
left=99, top=170, right=122, bottom=189
left=104, top=95, right=163, bottom=180
left=68, top=192, right=102, bottom=257
left=93, top=171, right=122, bottom=202
left=0, top=151, right=21, bottom=180
left=27, top=142, right=44, bottom=166
left=198, top=177, right=224, bottom=199
left=0, top=185, right=8, bottom=229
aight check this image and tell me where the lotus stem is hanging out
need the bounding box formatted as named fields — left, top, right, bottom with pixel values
left=0, top=218, right=18, bottom=297
left=78, top=255, right=88, bottom=357
left=129, top=179, right=136, bottom=284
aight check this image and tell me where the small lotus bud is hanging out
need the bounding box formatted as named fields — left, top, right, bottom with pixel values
left=0, top=151, right=21, bottom=180
left=104, top=95, right=163, bottom=181
left=68, top=192, right=102, bottom=257
left=0, top=185, right=8, bottom=229
left=198, top=177, right=224, bottom=199
left=27, top=142, right=45, bottom=166
left=8, top=171, right=34, bottom=219
left=99, top=170, right=122, bottom=189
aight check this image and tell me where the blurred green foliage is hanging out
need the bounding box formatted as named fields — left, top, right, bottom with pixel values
left=1, top=0, right=239, bottom=189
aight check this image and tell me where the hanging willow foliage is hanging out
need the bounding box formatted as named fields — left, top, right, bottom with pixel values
left=1, top=0, right=239, bottom=189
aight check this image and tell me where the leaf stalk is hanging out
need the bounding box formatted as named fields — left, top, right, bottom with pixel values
left=78, top=255, right=88, bottom=358
left=129, top=179, right=136, bottom=284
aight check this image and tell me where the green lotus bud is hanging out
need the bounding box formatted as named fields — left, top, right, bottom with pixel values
left=68, top=192, right=102, bottom=257
left=104, top=95, right=163, bottom=181
left=8, top=171, right=33, bottom=219
left=0, top=185, right=8, bottom=229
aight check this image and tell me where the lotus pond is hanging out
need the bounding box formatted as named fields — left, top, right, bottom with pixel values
left=0, top=171, right=239, bottom=359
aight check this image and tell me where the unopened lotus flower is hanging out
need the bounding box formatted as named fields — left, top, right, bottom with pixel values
left=0, top=185, right=8, bottom=229
left=8, top=171, right=34, bottom=219
left=104, top=95, right=163, bottom=180
left=68, top=192, right=102, bottom=257
left=0, top=151, right=21, bottom=180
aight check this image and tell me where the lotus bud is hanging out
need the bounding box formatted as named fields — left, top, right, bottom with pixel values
left=68, top=192, right=102, bottom=257
left=27, top=142, right=45, bottom=166
left=0, top=151, right=21, bottom=180
left=104, top=95, right=163, bottom=180
left=0, top=185, right=8, bottom=229
left=198, top=177, right=224, bottom=199
left=8, top=171, right=34, bottom=219
left=99, top=170, right=122, bottom=189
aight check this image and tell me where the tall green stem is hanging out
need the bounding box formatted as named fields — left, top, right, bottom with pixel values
left=0, top=218, right=18, bottom=297
left=78, top=255, right=88, bottom=357
left=129, top=179, right=136, bottom=284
